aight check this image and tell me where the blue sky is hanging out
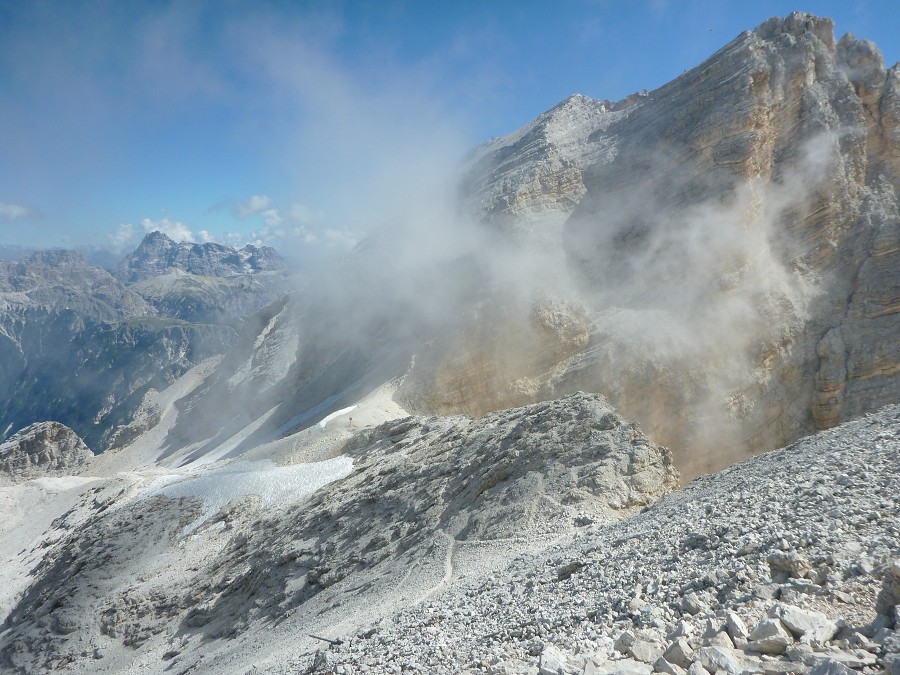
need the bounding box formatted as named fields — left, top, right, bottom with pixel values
left=0, top=0, right=897, bottom=256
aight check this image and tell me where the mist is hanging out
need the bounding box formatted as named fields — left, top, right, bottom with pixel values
left=0, top=4, right=865, bottom=481
left=280, top=120, right=841, bottom=480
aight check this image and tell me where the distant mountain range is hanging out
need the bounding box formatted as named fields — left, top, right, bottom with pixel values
left=116, top=231, right=284, bottom=282
left=0, top=234, right=287, bottom=450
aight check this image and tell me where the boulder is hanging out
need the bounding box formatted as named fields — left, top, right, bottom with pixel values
left=769, top=604, right=838, bottom=644
left=663, top=638, right=694, bottom=669
left=747, top=619, right=793, bottom=655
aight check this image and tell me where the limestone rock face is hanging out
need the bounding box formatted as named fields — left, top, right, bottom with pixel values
left=0, top=421, right=92, bottom=483
left=415, top=12, right=899, bottom=476
left=461, top=93, right=632, bottom=227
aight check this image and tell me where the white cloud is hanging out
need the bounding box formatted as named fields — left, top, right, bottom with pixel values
left=262, top=209, right=283, bottom=227
left=0, top=201, right=35, bottom=221
left=234, top=195, right=273, bottom=217
left=140, top=216, right=197, bottom=243
left=290, top=202, right=324, bottom=224
left=220, top=232, right=248, bottom=248
left=107, top=223, right=138, bottom=253
left=323, top=228, right=358, bottom=249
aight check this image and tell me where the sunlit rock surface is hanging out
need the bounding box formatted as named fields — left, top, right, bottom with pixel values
left=410, top=12, right=899, bottom=476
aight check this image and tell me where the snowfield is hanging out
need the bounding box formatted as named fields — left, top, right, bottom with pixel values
left=144, top=456, right=354, bottom=533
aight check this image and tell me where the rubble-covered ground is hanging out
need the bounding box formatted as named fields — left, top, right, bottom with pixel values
left=299, top=405, right=900, bottom=675
left=0, top=395, right=897, bottom=674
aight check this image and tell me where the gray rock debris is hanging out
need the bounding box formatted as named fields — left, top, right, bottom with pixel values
left=317, top=405, right=898, bottom=674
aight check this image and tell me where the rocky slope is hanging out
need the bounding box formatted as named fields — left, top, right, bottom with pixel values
left=0, top=393, right=676, bottom=673
left=116, top=231, right=284, bottom=283
left=299, top=405, right=900, bottom=675
left=0, top=397, right=895, bottom=674
left=404, top=12, right=899, bottom=477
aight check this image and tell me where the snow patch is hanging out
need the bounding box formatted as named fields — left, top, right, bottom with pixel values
left=318, top=405, right=357, bottom=429
left=143, top=456, right=353, bottom=533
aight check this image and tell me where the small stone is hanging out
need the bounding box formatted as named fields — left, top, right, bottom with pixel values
left=681, top=594, right=705, bottom=616
left=667, top=622, right=693, bottom=640
left=686, top=662, right=709, bottom=675
left=747, top=619, right=793, bottom=655
left=808, top=658, right=853, bottom=675
left=754, top=584, right=781, bottom=601
left=653, top=656, right=686, bottom=675
left=768, top=552, right=812, bottom=582
left=785, top=643, right=815, bottom=663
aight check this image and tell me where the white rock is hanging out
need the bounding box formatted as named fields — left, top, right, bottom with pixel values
left=585, top=656, right=651, bottom=675
left=539, top=644, right=571, bottom=675
left=724, top=611, right=749, bottom=641
left=697, top=646, right=745, bottom=675
left=653, top=656, right=687, bottom=675
left=747, top=619, right=793, bottom=655
left=808, top=658, right=854, bottom=675
left=768, top=604, right=837, bottom=644
left=663, top=638, right=693, bottom=668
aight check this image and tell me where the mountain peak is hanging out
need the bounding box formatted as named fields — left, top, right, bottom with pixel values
left=116, top=234, right=285, bottom=283
left=142, top=230, right=175, bottom=243
left=754, top=12, right=835, bottom=49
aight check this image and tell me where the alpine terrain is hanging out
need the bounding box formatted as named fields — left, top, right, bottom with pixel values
left=0, top=13, right=897, bottom=675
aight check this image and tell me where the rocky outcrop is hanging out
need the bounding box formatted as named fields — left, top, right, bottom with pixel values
left=0, top=421, right=92, bottom=482
left=411, top=12, right=899, bottom=476
left=116, top=232, right=285, bottom=283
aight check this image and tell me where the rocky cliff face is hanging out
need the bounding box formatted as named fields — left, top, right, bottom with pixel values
left=404, top=13, right=899, bottom=476
left=116, top=232, right=285, bottom=283
left=0, top=421, right=92, bottom=483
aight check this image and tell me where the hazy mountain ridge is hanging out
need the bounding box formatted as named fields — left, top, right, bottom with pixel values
left=0, top=240, right=286, bottom=451
left=116, top=231, right=285, bottom=283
